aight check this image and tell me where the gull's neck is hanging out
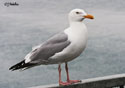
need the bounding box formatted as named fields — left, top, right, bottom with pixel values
left=70, top=21, right=84, bottom=28
left=67, top=21, right=87, bottom=33
left=64, top=21, right=88, bottom=40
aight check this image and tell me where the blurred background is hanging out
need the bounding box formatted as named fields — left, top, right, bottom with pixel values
left=0, top=0, right=125, bottom=88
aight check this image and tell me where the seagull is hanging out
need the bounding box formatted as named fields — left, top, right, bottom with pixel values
left=9, top=9, right=94, bottom=85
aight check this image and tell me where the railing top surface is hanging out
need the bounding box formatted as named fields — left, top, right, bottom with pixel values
left=30, top=73, right=125, bottom=88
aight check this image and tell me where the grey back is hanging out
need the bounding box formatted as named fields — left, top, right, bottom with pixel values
left=29, top=32, right=71, bottom=64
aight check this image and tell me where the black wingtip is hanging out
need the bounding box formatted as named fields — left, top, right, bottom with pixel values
left=9, top=60, right=25, bottom=71
left=9, top=66, right=17, bottom=71
left=9, top=60, right=36, bottom=71
left=9, top=67, right=13, bottom=71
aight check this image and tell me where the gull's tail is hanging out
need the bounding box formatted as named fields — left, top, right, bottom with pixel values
left=9, top=60, right=36, bottom=71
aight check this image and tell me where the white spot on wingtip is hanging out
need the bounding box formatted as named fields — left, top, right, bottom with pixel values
left=25, top=58, right=31, bottom=63
left=25, top=53, right=31, bottom=63
left=25, top=44, right=42, bottom=63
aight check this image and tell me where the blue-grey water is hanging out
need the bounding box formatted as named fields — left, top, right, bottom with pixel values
left=0, top=0, right=125, bottom=88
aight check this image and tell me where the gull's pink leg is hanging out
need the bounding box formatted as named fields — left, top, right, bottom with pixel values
left=58, top=64, right=71, bottom=86
left=65, top=63, right=81, bottom=84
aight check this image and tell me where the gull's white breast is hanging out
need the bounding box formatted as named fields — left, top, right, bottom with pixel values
left=50, top=22, right=88, bottom=64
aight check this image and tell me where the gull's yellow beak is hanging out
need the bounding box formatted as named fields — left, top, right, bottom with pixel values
left=84, top=14, right=94, bottom=19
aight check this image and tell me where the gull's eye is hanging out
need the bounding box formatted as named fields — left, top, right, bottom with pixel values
left=76, top=12, right=80, bottom=14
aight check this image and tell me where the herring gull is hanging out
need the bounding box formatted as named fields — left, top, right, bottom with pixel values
left=9, top=9, right=94, bottom=85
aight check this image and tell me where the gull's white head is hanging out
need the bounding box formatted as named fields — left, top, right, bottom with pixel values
left=68, top=9, right=94, bottom=22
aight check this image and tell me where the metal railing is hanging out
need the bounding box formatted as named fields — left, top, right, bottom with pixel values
left=30, top=74, right=125, bottom=88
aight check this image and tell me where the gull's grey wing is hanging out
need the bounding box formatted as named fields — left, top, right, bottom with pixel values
left=27, top=32, right=71, bottom=64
